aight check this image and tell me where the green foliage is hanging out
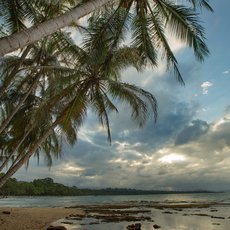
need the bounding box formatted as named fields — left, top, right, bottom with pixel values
left=0, top=176, right=83, bottom=196
left=0, top=175, right=215, bottom=196
left=0, top=0, right=213, bottom=187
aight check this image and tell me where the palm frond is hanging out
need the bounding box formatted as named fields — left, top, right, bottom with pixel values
left=131, top=8, right=157, bottom=66
left=156, top=0, right=209, bottom=61
left=146, top=2, right=184, bottom=84
left=187, top=0, right=213, bottom=12
left=108, top=80, right=157, bottom=126
left=90, top=83, right=118, bottom=143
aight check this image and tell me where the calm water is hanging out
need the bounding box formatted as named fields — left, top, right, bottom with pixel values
left=0, top=192, right=230, bottom=207
left=1, top=193, right=230, bottom=230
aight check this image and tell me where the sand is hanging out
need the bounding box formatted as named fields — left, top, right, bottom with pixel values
left=0, top=207, right=83, bottom=230
left=0, top=203, right=229, bottom=229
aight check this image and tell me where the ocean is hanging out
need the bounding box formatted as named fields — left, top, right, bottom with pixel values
left=1, top=193, right=230, bottom=229
left=1, top=192, right=230, bottom=207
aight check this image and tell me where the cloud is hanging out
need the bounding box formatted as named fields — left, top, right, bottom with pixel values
left=158, top=153, right=186, bottom=164
left=175, top=119, right=209, bottom=145
left=15, top=106, right=230, bottom=191
left=12, top=56, right=230, bottom=191
left=166, top=32, right=187, bottom=53
left=201, top=81, right=213, bottom=94
left=222, top=70, right=229, bottom=74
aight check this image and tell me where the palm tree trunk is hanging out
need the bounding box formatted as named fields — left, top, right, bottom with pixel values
left=0, top=126, right=33, bottom=173
left=0, top=74, right=40, bottom=134
left=0, top=0, right=113, bottom=57
left=0, top=119, right=59, bottom=187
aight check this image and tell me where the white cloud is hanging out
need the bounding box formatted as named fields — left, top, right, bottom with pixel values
left=53, top=162, right=85, bottom=176
left=15, top=109, right=230, bottom=191
left=158, top=153, right=187, bottom=164
left=222, top=70, right=229, bottom=74
left=166, top=32, right=187, bottom=53
left=201, top=81, right=213, bottom=94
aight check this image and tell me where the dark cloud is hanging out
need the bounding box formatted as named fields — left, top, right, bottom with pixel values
left=12, top=55, right=230, bottom=191
left=224, top=105, right=230, bottom=114
left=175, top=119, right=210, bottom=145
left=15, top=110, right=230, bottom=190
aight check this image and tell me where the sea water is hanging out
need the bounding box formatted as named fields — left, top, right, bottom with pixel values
left=0, top=192, right=230, bottom=207
left=1, top=193, right=230, bottom=229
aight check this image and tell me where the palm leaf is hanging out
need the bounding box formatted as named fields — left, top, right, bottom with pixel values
left=146, top=1, right=184, bottom=84
left=155, top=0, right=209, bottom=61
left=187, top=0, right=213, bottom=12
left=131, top=7, right=157, bottom=66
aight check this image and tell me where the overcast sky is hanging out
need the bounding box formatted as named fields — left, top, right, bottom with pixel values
left=15, top=1, right=230, bottom=191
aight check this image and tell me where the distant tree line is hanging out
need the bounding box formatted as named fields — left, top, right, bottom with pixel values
left=0, top=175, right=84, bottom=196
left=0, top=174, right=214, bottom=196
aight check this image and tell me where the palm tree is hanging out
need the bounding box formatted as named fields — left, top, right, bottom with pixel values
left=0, top=0, right=212, bottom=56
left=0, top=16, right=157, bottom=187
left=0, top=0, right=212, bottom=186
left=0, top=0, right=212, bottom=101
left=0, top=0, right=111, bottom=56
left=0, top=43, right=63, bottom=175
left=0, top=0, right=88, bottom=133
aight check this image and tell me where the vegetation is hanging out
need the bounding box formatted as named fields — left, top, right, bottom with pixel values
left=0, top=175, right=214, bottom=196
left=1, top=176, right=82, bottom=196
left=0, top=0, right=213, bottom=187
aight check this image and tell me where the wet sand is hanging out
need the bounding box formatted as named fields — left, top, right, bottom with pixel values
left=60, top=202, right=230, bottom=229
left=0, top=203, right=230, bottom=229
left=0, top=207, right=83, bottom=230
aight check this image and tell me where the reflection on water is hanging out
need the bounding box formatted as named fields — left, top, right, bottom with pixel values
left=54, top=205, right=230, bottom=230
left=1, top=193, right=230, bottom=229
left=1, top=192, right=230, bottom=207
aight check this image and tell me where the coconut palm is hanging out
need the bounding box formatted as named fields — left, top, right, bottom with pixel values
left=0, top=16, right=157, bottom=186
left=0, top=0, right=212, bottom=56
left=0, top=0, right=212, bottom=186
left=0, top=0, right=81, bottom=97
left=0, top=0, right=212, bottom=101
left=0, top=29, right=84, bottom=174
left=0, top=0, right=88, bottom=133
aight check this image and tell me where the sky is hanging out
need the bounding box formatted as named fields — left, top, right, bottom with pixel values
left=15, top=1, right=230, bottom=191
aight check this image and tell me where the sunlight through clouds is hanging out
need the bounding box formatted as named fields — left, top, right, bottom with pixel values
left=13, top=1, right=230, bottom=191
left=158, top=153, right=186, bottom=164
left=53, top=163, right=85, bottom=177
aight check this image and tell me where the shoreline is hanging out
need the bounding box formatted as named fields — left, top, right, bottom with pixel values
left=0, top=202, right=230, bottom=229
left=0, top=207, right=83, bottom=230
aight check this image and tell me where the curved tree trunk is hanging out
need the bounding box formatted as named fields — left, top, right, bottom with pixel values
left=0, top=119, right=60, bottom=188
left=0, top=126, right=33, bottom=173
left=0, top=0, right=113, bottom=57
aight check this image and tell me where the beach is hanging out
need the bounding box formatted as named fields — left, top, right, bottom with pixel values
left=0, top=207, right=83, bottom=230
left=0, top=193, right=230, bottom=229
left=1, top=203, right=230, bottom=230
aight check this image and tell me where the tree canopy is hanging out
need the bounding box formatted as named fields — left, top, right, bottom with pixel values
left=0, top=0, right=212, bottom=187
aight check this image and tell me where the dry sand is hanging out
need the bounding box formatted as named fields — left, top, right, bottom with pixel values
left=0, top=207, right=83, bottom=230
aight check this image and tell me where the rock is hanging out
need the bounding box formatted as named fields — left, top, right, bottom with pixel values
left=127, top=223, right=141, bottom=230
left=135, top=223, right=141, bottom=229
left=211, top=216, right=225, bottom=219
left=162, top=211, right=173, bottom=214
left=2, top=211, right=11, bottom=215
left=153, top=224, right=161, bottom=229
left=46, top=226, right=67, bottom=230
left=210, top=209, right=218, bottom=212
